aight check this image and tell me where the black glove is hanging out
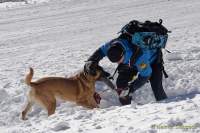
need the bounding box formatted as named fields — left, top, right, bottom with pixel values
left=117, top=64, right=138, bottom=88
left=116, top=86, right=132, bottom=105
left=84, top=61, right=97, bottom=76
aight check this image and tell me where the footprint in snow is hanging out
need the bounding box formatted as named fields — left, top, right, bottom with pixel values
left=0, top=89, right=9, bottom=102
left=51, top=122, right=70, bottom=131
left=3, top=82, right=11, bottom=89
left=189, top=46, right=200, bottom=53
left=166, top=53, right=183, bottom=61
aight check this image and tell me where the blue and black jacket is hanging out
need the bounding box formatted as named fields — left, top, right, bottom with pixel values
left=88, top=38, right=159, bottom=92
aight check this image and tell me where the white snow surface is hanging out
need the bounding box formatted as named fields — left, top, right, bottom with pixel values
left=0, top=0, right=50, bottom=9
left=0, top=0, right=200, bottom=132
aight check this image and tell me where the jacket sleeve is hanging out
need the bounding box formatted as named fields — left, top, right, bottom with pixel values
left=87, top=48, right=105, bottom=63
left=87, top=42, right=111, bottom=63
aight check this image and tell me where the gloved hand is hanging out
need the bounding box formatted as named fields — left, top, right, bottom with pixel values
left=116, top=87, right=133, bottom=105
left=116, top=87, right=130, bottom=97
left=84, top=61, right=97, bottom=76
left=116, top=63, right=138, bottom=89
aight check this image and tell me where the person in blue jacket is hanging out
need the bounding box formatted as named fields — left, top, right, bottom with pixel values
left=85, top=26, right=168, bottom=105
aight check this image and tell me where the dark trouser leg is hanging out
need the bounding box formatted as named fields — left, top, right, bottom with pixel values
left=150, top=63, right=167, bottom=101
left=119, top=96, right=132, bottom=105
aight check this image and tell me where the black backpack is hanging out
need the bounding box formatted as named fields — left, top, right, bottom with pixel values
left=119, top=19, right=171, bottom=49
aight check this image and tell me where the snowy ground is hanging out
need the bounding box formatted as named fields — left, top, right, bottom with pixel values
left=0, top=0, right=200, bottom=132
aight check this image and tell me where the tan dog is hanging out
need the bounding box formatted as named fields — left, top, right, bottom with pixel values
left=22, top=66, right=114, bottom=120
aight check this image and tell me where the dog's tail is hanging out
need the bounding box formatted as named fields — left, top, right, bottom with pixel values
left=25, top=67, right=34, bottom=86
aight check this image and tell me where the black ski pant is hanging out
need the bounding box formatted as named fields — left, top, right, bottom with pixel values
left=150, top=63, right=167, bottom=101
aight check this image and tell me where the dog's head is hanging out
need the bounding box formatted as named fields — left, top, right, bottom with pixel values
left=83, top=63, right=115, bottom=90
left=84, top=63, right=108, bottom=79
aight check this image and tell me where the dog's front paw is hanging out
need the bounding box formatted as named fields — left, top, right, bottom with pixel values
left=87, top=102, right=99, bottom=109
left=21, top=116, right=28, bottom=121
left=21, top=112, right=28, bottom=121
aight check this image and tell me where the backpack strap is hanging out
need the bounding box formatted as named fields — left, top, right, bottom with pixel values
left=129, top=45, right=142, bottom=67
left=156, top=49, right=168, bottom=78
left=109, top=65, right=119, bottom=80
left=162, top=67, right=168, bottom=78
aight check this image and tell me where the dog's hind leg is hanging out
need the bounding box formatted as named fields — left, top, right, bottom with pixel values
left=34, top=93, right=56, bottom=116
left=21, top=90, right=35, bottom=120
left=47, top=99, right=56, bottom=116
left=22, top=101, right=33, bottom=120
